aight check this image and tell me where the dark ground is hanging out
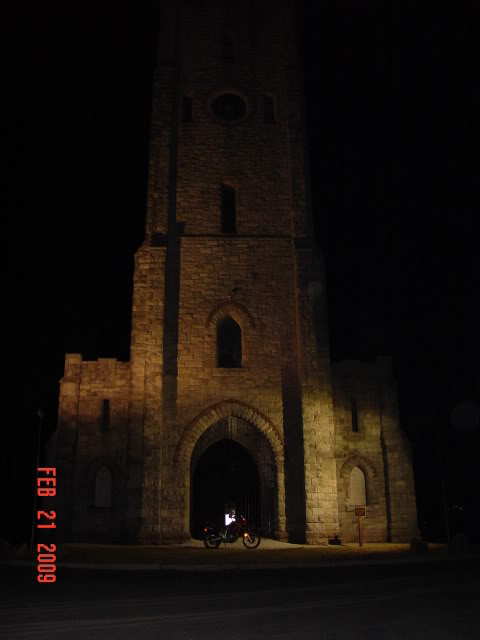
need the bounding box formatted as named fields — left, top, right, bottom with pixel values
left=1, top=558, right=478, bottom=638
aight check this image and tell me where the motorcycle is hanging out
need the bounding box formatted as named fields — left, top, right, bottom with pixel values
left=203, top=513, right=261, bottom=549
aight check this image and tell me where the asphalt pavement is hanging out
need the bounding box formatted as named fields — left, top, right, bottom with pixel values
left=1, top=555, right=479, bottom=638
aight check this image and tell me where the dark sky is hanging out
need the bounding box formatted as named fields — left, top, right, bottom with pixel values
left=8, top=0, right=479, bottom=542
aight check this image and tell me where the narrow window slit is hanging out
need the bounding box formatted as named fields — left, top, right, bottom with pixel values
left=351, top=398, right=358, bottom=433
left=222, top=35, right=234, bottom=62
left=264, top=95, right=275, bottom=123
left=102, top=399, right=110, bottom=430
left=221, top=185, right=236, bottom=234
left=182, top=96, right=192, bottom=122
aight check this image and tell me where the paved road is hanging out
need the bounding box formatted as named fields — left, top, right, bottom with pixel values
left=1, top=559, right=478, bottom=638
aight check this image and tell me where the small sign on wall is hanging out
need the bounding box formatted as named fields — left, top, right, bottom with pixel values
left=355, top=506, right=366, bottom=546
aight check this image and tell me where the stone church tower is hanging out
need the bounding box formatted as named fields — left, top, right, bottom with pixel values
left=56, top=0, right=418, bottom=544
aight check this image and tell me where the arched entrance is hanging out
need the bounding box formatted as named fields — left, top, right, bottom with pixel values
left=189, top=417, right=277, bottom=539
left=191, top=440, right=259, bottom=538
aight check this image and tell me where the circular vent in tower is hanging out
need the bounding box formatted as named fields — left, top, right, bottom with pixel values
left=211, top=93, right=247, bottom=122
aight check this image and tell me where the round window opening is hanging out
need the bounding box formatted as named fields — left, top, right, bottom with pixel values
left=211, top=93, right=247, bottom=122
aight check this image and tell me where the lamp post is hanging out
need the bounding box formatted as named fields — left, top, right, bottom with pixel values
left=30, top=409, right=45, bottom=552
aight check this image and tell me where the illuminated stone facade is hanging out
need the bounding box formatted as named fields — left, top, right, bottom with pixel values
left=56, top=0, right=418, bottom=544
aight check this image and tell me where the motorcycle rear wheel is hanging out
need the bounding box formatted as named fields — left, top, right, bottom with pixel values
left=242, top=532, right=261, bottom=549
left=204, top=534, right=221, bottom=549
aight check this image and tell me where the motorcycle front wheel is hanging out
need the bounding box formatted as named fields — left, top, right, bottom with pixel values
left=204, top=534, right=221, bottom=549
left=242, top=531, right=261, bottom=549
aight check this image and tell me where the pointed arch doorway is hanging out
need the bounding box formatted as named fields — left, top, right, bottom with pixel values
left=189, top=417, right=277, bottom=539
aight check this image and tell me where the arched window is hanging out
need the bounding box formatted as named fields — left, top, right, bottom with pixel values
left=217, top=316, right=242, bottom=368
left=94, top=466, right=112, bottom=508
left=350, top=466, right=366, bottom=505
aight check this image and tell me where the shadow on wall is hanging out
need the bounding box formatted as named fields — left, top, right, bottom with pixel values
left=281, top=363, right=307, bottom=543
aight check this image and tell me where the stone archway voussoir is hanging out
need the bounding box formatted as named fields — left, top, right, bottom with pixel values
left=174, top=400, right=284, bottom=467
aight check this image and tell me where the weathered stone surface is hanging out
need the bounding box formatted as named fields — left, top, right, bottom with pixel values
left=55, top=0, right=418, bottom=545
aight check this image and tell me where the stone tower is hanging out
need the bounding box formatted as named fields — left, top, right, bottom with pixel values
left=56, top=0, right=418, bottom=545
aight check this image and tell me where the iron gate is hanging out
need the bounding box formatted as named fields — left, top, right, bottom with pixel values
left=190, top=439, right=261, bottom=539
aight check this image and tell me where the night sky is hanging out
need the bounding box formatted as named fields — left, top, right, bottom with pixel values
left=7, top=0, right=479, bottom=543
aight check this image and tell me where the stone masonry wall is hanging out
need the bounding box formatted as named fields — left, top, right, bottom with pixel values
left=56, top=0, right=418, bottom=546
left=332, top=359, right=388, bottom=542
left=377, top=359, right=419, bottom=542
left=130, top=244, right=167, bottom=544
left=159, top=235, right=295, bottom=541
left=285, top=3, right=339, bottom=543
left=57, top=355, right=131, bottom=542
left=147, top=0, right=296, bottom=239
left=147, top=0, right=308, bottom=542
left=332, top=358, right=418, bottom=542
left=294, top=247, right=340, bottom=544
